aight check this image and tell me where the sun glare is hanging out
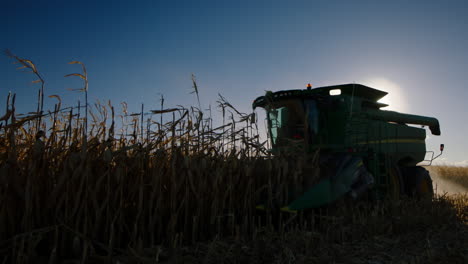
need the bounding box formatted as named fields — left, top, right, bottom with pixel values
left=361, top=78, right=409, bottom=112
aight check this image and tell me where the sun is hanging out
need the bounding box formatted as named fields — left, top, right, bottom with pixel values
left=360, top=78, right=409, bottom=112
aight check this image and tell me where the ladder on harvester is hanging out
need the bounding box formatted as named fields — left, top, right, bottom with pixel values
left=346, top=115, right=389, bottom=195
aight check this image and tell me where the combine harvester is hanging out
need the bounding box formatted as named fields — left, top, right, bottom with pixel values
left=253, top=83, right=443, bottom=212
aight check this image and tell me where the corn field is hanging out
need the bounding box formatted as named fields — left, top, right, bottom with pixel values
left=0, top=51, right=321, bottom=262
left=1, top=52, right=467, bottom=263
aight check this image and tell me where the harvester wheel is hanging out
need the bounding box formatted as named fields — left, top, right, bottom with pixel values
left=402, top=166, right=434, bottom=199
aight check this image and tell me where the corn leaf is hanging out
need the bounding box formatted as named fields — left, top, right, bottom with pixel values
left=64, top=73, right=86, bottom=80
left=68, top=61, right=83, bottom=65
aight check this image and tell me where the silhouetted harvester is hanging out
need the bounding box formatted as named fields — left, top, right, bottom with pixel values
left=253, top=84, right=443, bottom=212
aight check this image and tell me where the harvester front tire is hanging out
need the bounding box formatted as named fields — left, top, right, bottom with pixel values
left=403, top=166, right=434, bottom=199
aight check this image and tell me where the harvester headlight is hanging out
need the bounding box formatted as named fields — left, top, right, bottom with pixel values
left=329, top=89, right=341, bottom=96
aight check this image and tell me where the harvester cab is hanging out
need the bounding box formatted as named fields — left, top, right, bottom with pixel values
left=253, top=83, right=442, bottom=212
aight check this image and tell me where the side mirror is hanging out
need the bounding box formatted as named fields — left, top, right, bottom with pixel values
left=424, top=143, right=445, bottom=166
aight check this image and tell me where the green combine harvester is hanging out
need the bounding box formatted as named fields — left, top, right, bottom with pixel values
left=253, top=83, right=443, bottom=212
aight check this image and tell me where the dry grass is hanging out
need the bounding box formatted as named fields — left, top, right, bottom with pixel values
left=1, top=53, right=467, bottom=263
left=431, top=166, right=468, bottom=191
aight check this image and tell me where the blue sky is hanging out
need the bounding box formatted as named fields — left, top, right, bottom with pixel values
left=2, top=0, right=468, bottom=164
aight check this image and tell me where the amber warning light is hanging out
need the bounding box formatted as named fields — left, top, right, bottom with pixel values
left=440, top=144, right=444, bottom=152
left=307, top=83, right=312, bottom=90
